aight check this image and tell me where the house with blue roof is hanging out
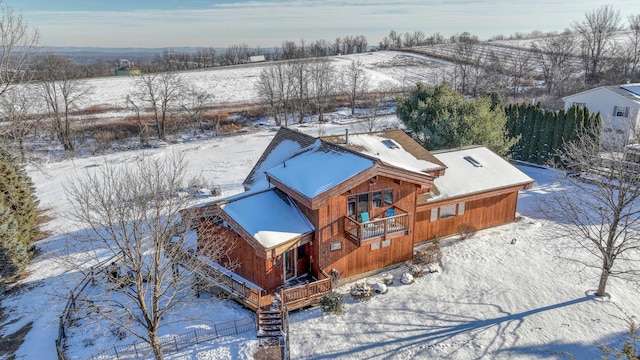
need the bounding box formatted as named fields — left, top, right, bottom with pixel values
left=181, top=127, right=534, bottom=299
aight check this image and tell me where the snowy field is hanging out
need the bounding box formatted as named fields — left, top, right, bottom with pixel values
left=3, top=115, right=638, bottom=360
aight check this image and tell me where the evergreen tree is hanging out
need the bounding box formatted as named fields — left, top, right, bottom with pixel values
left=552, top=109, right=566, bottom=153
left=0, top=150, right=39, bottom=283
left=397, top=83, right=514, bottom=154
left=0, top=205, right=28, bottom=280
left=526, top=105, right=544, bottom=162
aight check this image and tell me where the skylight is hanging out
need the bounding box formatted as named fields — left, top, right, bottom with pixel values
left=463, top=156, right=482, bottom=167
left=381, top=139, right=399, bottom=149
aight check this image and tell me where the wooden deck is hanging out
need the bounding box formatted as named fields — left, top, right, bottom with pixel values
left=165, top=239, right=332, bottom=312
left=344, top=211, right=410, bottom=246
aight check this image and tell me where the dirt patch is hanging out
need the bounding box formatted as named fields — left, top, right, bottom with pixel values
left=254, top=345, right=282, bottom=360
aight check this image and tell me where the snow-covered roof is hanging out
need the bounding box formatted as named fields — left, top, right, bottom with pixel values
left=621, top=84, right=640, bottom=98
left=243, top=127, right=317, bottom=190
left=344, top=133, right=442, bottom=173
left=220, top=190, right=314, bottom=249
left=431, top=147, right=533, bottom=200
left=265, top=145, right=375, bottom=199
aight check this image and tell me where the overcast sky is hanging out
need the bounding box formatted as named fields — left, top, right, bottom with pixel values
left=6, top=0, right=640, bottom=48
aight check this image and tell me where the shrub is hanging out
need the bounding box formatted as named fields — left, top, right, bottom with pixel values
left=350, top=283, right=373, bottom=299
left=319, top=291, right=344, bottom=314
left=458, top=223, right=477, bottom=239
left=414, top=243, right=442, bottom=265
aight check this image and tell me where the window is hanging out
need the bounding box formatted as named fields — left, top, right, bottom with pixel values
left=381, top=139, right=399, bottom=149
left=347, top=197, right=356, bottom=218
left=330, top=242, right=342, bottom=251
left=439, top=204, right=456, bottom=219
left=372, top=191, right=382, bottom=208
left=457, top=202, right=465, bottom=215
left=382, top=239, right=391, bottom=247
left=463, top=156, right=482, bottom=167
left=347, top=189, right=393, bottom=217
left=430, top=208, right=438, bottom=222
left=613, top=106, right=629, bottom=118
left=371, top=241, right=380, bottom=250
left=357, top=193, right=369, bottom=216
left=383, top=190, right=393, bottom=205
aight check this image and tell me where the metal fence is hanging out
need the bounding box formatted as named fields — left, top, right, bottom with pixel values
left=56, top=255, right=118, bottom=360
left=89, top=317, right=256, bottom=360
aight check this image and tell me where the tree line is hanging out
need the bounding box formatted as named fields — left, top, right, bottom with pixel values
left=506, top=103, right=601, bottom=164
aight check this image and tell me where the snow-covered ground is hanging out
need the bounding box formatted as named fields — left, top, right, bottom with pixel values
left=5, top=116, right=638, bottom=360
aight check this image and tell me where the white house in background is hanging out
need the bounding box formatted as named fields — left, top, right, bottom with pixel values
left=563, top=83, right=640, bottom=149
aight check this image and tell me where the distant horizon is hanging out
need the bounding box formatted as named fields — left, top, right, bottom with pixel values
left=7, top=0, right=640, bottom=48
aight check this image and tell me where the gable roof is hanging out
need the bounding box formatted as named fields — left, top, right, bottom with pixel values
left=327, top=131, right=445, bottom=173
left=430, top=146, right=534, bottom=201
left=265, top=142, right=375, bottom=199
left=243, top=127, right=317, bottom=190
left=220, top=189, right=315, bottom=249
left=563, top=83, right=640, bottom=104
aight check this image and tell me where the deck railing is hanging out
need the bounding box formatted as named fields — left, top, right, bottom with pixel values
left=280, top=277, right=332, bottom=309
left=165, top=241, right=271, bottom=311
left=344, top=208, right=410, bottom=246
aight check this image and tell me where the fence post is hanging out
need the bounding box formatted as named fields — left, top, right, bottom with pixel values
left=113, top=345, right=119, bottom=360
left=213, top=323, right=218, bottom=337
left=193, top=329, right=198, bottom=343
left=174, top=335, right=179, bottom=351
left=234, top=319, right=239, bottom=335
left=133, top=342, right=138, bottom=357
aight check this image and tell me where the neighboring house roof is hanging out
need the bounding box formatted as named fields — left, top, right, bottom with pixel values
left=430, top=146, right=534, bottom=201
left=265, top=142, right=375, bottom=199
left=563, top=83, right=640, bottom=104
left=220, top=189, right=315, bottom=249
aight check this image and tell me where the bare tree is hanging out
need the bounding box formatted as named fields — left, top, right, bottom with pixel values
left=289, top=60, right=310, bottom=123
left=531, top=30, right=578, bottom=95
left=341, top=59, right=369, bottom=116
left=0, top=87, right=40, bottom=161
left=453, top=32, right=479, bottom=94
left=358, top=80, right=400, bottom=132
left=0, top=1, right=40, bottom=97
left=573, top=5, right=622, bottom=82
left=130, top=72, right=185, bottom=141
left=179, top=85, right=213, bottom=136
left=506, top=48, right=533, bottom=95
left=34, top=53, right=89, bottom=152
left=66, top=154, right=237, bottom=360
left=624, top=14, right=640, bottom=76
left=545, top=126, right=640, bottom=297
left=255, top=61, right=293, bottom=126
left=308, top=58, right=336, bottom=123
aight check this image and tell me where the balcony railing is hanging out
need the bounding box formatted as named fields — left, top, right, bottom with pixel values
left=344, top=208, right=410, bottom=246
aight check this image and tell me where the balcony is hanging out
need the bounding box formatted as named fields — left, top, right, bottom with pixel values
left=344, top=207, right=410, bottom=246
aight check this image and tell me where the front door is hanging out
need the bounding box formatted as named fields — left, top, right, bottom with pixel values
left=283, top=248, right=296, bottom=281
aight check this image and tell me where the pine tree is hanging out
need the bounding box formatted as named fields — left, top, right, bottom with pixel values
left=0, top=204, right=28, bottom=280
left=0, top=150, right=39, bottom=283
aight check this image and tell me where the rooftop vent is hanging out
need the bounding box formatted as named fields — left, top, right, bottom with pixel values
left=463, top=156, right=482, bottom=167
left=382, top=139, right=399, bottom=149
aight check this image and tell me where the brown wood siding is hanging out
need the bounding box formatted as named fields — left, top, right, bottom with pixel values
left=197, top=219, right=283, bottom=291
left=414, top=189, right=520, bottom=242
left=314, top=176, right=417, bottom=279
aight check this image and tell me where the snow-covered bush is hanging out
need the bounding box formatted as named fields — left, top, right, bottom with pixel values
left=319, top=291, right=344, bottom=314
left=400, top=273, right=414, bottom=285
left=350, top=283, right=373, bottom=299
left=410, top=264, right=424, bottom=277
left=373, top=283, right=388, bottom=294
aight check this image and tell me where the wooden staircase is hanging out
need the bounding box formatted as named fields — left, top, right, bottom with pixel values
left=257, top=310, right=284, bottom=338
